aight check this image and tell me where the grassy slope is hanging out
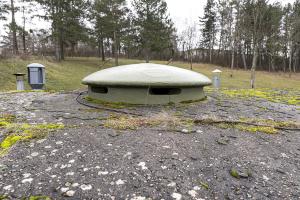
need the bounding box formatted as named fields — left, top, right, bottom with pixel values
left=0, top=57, right=299, bottom=91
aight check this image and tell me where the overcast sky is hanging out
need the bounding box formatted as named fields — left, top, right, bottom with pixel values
left=0, top=0, right=296, bottom=38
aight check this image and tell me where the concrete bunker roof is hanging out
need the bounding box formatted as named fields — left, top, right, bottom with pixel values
left=82, top=63, right=212, bottom=87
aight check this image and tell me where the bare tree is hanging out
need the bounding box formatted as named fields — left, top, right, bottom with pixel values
left=182, top=23, right=198, bottom=70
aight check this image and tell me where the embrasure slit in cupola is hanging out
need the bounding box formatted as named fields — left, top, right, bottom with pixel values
left=91, top=86, right=108, bottom=94
left=149, top=88, right=181, bottom=95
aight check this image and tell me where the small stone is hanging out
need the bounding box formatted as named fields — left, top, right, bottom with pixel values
left=61, top=187, right=69, bottom=193
left=71, top=183, right=79, bottom=187
left=45, top=167, right=52, bottom=171
left=98, top=171, right=109, bottom=175
left=281, top=153, right=289, bottom=158
left=23, top=173, right=31, bottom=178
left=131, top=196, right=146, bottom=200
left=83, top=168, right=89, bottom=172
left=193, top=186, right=201, bottom=191
left=80, top=184, right=92, bottom=191
left=65, top=182, right=72, bottom=187
left=68, top=159, right=75, bottom=163
left=116, top=179, right=125, bottom=185
left=171, top=193, right=182, bottom=200
left=36, top=139, right=46, bottom=144
left=196, top=130, right=203, bottom=133
left=56, top=141, right=63, bottom=145
left=3, top=185, right=12, bottom=190
left=66, top=172, right=75, bottom=176
left=64, top=190, right=75, bottom=197
left=181, top=129, right=189, bottom=134
left=138, top=162, right=148, bottom=170
left=263, top=175, right=270, bottom=181
left=31, top=152, right=39, bottom=157
left=188, top=190, right=197, bottom=198
left=167, top=182, right=176, bottom=187
left=123, top=152, right=132, bottom=158
left=22, top=178, right=33, bottom=184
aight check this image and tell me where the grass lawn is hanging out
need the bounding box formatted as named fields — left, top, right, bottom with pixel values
left=0, top=57, right=299, bottom=91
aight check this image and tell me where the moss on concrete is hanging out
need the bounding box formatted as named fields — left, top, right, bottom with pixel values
left=85, top=96, right=131, bottom=109
left=104, top=111, right=185, bottom=130
left=27, top=196, right=51, bottom=200
left=220, top=88, right=300, bottom=106
left=0, top=119, right=64, bottom=156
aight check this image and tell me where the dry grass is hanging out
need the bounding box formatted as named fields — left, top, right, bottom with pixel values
left=104, top=111, right=182, bottom=130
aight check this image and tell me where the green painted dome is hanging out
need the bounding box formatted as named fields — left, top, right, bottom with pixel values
left=82, top=63, right=212, bottom=87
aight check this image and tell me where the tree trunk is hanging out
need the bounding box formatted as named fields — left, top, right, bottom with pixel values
left=101, top=37, right=105, bottom=61
left=251, top=45, right=258, bottom=89
left=22, top=5, right=26, bottom=53
left=241, top=43, right=247, bottom=70
left=230, top=49, right=234, bottom=77
left=59, top=28, right=64, bottom=60
left=113, top=31, right=119, bottom=66
left=190, top=51, right=193, bottom=70
left=289, top=41, right=293, bottom=78
left=10, top=0, right=18, bottom=55
left=293, top=47, right=299, bottom=73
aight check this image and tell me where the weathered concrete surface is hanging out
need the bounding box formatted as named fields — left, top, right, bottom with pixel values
left=0, top=91, right=299, bottom=200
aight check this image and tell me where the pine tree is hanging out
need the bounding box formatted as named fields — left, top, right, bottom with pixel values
left=9, top=0, right=18, bottom=55
left=200, top=0, right=217, bottom=63
left=0, top=0, right=8, bottom=20
left=91, top=0, right=128, bottom=65
left=132, top=0, right=174, bottom=62
left=29, top=0, right=88, bottom=61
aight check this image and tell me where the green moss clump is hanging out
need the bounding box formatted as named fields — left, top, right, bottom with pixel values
left=0, top=195, right=9, bottom=200
left=85, top=96, right=131, bottom=109
left=0, top=122, right=10, bottom=127
left=230, top=168, right=240, bottom=179
left=0, top=114, right=16, bottom=127
left=221, top=88, right=300, bottom=106
left=236, top=125, right=278, bottom=134
left=199, top=181, right=209, bottom=190
left=24, top=196, right=51, bottom=200
left=1, top=135, right=24, bottom=149
left=0, top=122, right=64, bottom=156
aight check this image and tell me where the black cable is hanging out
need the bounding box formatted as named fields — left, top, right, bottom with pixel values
left=75, top=91, right=142, bottom=116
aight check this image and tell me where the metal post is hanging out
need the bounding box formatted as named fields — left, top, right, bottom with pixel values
left=212, top=69, right=222, bottom=89
left=13, top=73, right=26, bottom=91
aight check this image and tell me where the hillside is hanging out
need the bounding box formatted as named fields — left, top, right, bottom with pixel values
left=0, top=57, right=299, bottom=91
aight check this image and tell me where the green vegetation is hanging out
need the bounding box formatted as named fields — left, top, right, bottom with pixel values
left=0, top=113, right=64, bottom=156
left=219, top=88, right=300, bottom=105
left=104, top=111, right=184, bottom=130
left=199, top=181, right=210, bottom=190
left=26, top=196, right=51, bottom=200
left=0, top=195, right=51, bottom=200
left=85, top=96, right=131, bottom=109
left=230, top=168, right=240, bottom=179
left=196, top=117, right=299, bottom=134
left=0, top=195, right=9, bottom=200
left=0, top=57, right=299, bottom=92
